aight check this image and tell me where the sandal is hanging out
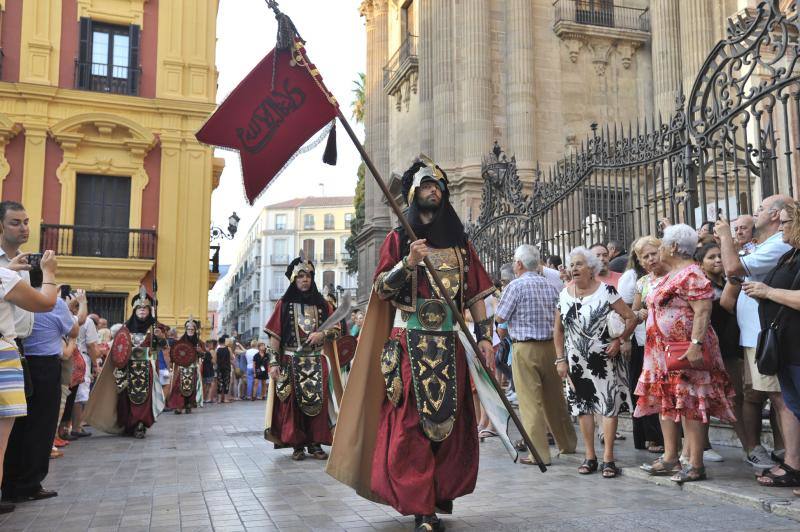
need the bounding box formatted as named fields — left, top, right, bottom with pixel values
left=756, top=463, right=800, bottom=487
left=578, top=458, right=598, bottom=474
left=643, top=457, right=681, bottom=476
left=647, top=444, right=665, bottom=454
left=291, top=448, right=306, bottom=461
left=671, top=466, right=707, bottom=484
left=601, top=461, right=621, bottom=478
left=479, top=429, right=497, bottom=439
left=520, top=455, right=549, bottom=466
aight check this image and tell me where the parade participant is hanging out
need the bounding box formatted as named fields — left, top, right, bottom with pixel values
left=327, top=157, right=496, bottom=531
left=263, top=256, right=340, bottom=461
left=166, top=318, right=204, bottom=414
left=84, top=289, right=167, bottom=438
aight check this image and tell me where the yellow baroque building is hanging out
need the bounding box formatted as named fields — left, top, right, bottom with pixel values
left=0, top=0, right=224, bottom=327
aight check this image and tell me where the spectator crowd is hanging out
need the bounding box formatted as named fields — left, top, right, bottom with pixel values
left=493, top=193, right=800, bottom=492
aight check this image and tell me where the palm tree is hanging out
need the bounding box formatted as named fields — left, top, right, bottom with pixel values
left=351, top=72, right=365, bottom=124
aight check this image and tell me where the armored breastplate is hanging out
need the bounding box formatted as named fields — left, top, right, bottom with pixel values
left=284, top=303, right=320, bottom=350
left=424, top=247, right=463, bottom=301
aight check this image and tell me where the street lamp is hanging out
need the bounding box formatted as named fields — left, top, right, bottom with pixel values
left=210, top=211, right=240, bottom=241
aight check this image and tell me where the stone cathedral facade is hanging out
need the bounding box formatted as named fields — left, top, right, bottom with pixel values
left=355, top=0, right=761, bottom=304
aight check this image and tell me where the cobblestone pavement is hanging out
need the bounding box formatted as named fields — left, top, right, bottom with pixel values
left=1, top=400, right=797, bottom=532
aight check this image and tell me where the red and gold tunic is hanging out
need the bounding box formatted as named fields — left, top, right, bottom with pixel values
left=264, top=299, right=338, bottom=447
left=370, top=230, right=494, bottom=516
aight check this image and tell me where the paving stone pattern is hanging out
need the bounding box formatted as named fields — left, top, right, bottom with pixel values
left=1, top=400, right=797, bottom=531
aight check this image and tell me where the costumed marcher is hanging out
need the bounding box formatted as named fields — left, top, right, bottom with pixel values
left=263, top=256, right=341, bottom=461
left=166, top=318, right=204, bottom=414
left=84, top=288, right=168, bottom=438
left=327, top=156, right=497, bottom=531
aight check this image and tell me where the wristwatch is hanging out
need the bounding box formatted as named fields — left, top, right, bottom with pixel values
left=691, top=338, right=702, bottom=346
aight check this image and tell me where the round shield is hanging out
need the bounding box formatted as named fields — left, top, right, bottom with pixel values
left=110, top=326, right=132, bottom=369
left=336, top=335, right=357, bottom=367
left=171, top=341, right=197, bottom=367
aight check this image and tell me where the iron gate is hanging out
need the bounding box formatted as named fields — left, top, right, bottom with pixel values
left=468, top=0, right=800, bottom=279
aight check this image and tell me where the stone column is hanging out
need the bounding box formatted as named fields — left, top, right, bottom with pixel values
left=650, top=0, right=683, bottom=117
left=432, top=0, right=455, bottom=166
left=20, top=126, right=47, bottom=252
left=506, top=0, right=535, bottom=173
left=459, top=0, right=492, bottom=168
left=418, top=0, right=434, bottom=155
left=678, top=0, right=715, bottom=96
left=355, top=0, right=392, bottom=306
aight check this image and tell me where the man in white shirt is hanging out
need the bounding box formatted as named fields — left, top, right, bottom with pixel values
left=717, top=194, right=800, bottom=476
left=245, top=340, right=259, bottom=400
left=0, top=202, right=33, bottom=341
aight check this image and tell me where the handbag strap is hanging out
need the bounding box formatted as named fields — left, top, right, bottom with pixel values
left=768, top=258, right=800, bottom=326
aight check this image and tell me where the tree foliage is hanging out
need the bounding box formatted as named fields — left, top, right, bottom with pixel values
left=345, top=73, right=366, bottom=274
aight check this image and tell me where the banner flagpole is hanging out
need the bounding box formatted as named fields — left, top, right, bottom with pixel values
left=334, top=109, right=546, bottom=472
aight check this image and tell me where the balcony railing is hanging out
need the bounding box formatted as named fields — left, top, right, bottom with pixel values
left=41, top=225, right=156, bottom=259
left=321, top=254, right=336, bottom=263
left=383, top=34, right=418, bottom=91
left=74, top=60, right=141, bottom=95
left=270, top=254, right=291, bottom=265
left=553, top=0, right=650, bottom=32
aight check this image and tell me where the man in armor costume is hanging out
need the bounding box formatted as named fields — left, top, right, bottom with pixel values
left=327, top=157, right=497, bottom=531
left=264, top=256, right=340, bottom=461
left=84, top=289, right=167, bottom=439
left=166, top=319, right=204, bottom=414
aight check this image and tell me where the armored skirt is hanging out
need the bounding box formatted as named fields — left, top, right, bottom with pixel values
left=371, top=327, right=477, bottom=516
left=116, top=360, right=157, bottom=433
left=166, top=364, right=200, bottom=410
left=269, top=353, right=333, bottom=447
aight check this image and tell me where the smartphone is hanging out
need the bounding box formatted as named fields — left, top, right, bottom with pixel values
left=60, top=284, right=72, bottom=299
left=27, top=253, right=42, bottom=270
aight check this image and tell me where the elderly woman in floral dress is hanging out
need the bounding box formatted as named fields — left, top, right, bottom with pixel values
left=555, top=247, right=637, bottom=478
left=636, top=224, right=735, bottom=483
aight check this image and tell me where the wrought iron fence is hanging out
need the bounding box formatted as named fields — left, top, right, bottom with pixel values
left=469, top=0, right=798, bottom=279
left=41, top=225, right=157, bottom=259
left=553, top=0, right=650, bottom=33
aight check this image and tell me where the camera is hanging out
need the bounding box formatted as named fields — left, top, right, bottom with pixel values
left=27, top=253, right=42, bottom=271
left=60, top=284, right=72, bottom=300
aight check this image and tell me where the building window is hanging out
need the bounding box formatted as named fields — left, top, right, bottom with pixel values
left=304, top=214, right=315, bottom=230
left=324, top=213, right=335, bottom=230
left=322, top=270, right=335, bottom=292
left=76, top=18, right=140, bottom=95
left=401, top=0, right=416, bottom=37
left=73, top=174, right=131, bottom=258
left=302, top=239, right=315, bottom=260
left=275, top=213, right=287, bottom=230
left=323, top=238, right=335, bottom=262
left=344, top=213, right=354, bottom=229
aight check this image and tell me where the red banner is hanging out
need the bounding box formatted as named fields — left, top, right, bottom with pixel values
left=196, top=40, right=338, bottom=203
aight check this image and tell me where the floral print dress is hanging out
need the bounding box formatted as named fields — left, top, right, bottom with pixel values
left=559, top=283, right=631, bottom=417
left=633, top=264, right=735, bottom=423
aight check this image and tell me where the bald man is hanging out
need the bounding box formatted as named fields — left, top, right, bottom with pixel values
left=733, top=214, right=756, bottom=255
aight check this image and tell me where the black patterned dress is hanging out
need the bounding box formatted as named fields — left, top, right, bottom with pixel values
left=558, top=283, right=631, bottom=417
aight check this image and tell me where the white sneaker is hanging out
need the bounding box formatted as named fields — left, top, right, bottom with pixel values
left=703, top=449, right=724, bottom=462
left=745, top=445, right=776, bottom=469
